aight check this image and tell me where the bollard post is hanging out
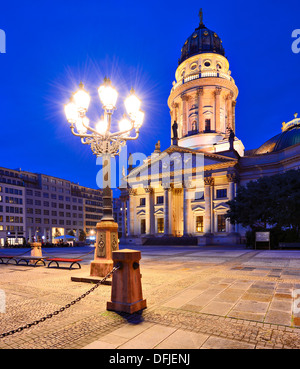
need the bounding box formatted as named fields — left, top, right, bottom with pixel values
left=107, top=249, right=147, bottom=314
left=30, top=242, right=43, bottom=265
left=90, top=220, right=119, bottom=277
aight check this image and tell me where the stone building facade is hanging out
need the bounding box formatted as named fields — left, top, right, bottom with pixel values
left=121, top=12, right=300, bottom=246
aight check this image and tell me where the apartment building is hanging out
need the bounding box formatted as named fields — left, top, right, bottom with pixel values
left=0, top=167, right=103, bottom=246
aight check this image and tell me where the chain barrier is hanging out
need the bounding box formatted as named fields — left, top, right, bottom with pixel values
left=42, top=248, right=95, bottom=259
left=0, top=265, right=119, bottom=339
left=0, top=249, right=31, bottom=257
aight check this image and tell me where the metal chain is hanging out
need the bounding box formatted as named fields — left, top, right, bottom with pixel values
left=0, top=265, right=119, bottom=339
left=42, top=248, right=95, bottom=259
left=0, top=249, right=31, bottom=257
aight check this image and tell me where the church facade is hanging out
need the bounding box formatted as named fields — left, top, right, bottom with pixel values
left=120, top=12, right=300, bottom=246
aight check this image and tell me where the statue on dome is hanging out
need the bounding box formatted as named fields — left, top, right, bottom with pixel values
left=229, top=129, right=235, bottom=151
left=172, top=121, right=178, bottom=146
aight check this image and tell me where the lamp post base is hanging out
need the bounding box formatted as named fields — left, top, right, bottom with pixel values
left=90, top=220, right=119, bottom=278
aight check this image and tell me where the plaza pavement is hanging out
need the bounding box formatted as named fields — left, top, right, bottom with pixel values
left=1, top=245, right=300, bottom=349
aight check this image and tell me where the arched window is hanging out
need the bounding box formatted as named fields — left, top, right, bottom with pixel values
left=192, top=121, right=197, bottom=132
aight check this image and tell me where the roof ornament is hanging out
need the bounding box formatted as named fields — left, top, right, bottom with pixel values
left=199, top=8, right=204, bottom=26
left=281, top=112, right=300, bottom=132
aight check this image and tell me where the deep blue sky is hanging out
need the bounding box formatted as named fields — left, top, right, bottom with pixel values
left=0, top=0, right=300, bottom=189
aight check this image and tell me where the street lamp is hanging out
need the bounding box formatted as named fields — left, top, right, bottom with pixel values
left=64, top=78, right=144, bottom=277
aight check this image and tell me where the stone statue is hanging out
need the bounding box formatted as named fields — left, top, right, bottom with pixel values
left=229, top=129, right=235, bottom=150
left=172, top=121, right=178, bottom=138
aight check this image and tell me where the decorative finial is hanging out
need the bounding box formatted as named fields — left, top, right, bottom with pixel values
left=199, top=8, right=203, bottom=25
left=294, top=112, right=298, bottom=119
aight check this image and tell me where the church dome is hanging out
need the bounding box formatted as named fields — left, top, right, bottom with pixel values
left=179, top=12, right=225, bottom=65
left=255, top=115, right=300, bottom=155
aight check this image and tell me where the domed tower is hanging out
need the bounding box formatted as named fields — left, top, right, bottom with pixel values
left=168, top=10, right=244, bottom=156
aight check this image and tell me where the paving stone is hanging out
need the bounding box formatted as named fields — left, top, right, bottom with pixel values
left=264, top=310, right=292, bottom=326
left=201, top=301, right=235, bottom=316
left=118, top=324, right=177, bottom=349
left=154, top=329, right=209, bottom=349
left=201, top=336, right=255, bottom=349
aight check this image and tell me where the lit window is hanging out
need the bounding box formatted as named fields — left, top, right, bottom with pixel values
left=196, top=216, right=204, bottom=232
left=157, top=218, right=164, bottom=233
left=217, top=215, right=226, bottom=232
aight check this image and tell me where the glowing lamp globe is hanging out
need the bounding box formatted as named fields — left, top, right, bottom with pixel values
left=119, top=116, right=132, bottom=133
left=76, top=116, right=89, bottom=133
left=96, top=118, right=109, bottom=135
left=73, top=82, right=90, bottom=113
left=125, top=88, right=141, bottom=117
left=133, top=110, right=145, bottom=129
left=64, top=100, right=78, bottom=124
left=98, top=77, right=118, bottom=110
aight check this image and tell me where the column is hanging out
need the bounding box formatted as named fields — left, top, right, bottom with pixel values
left=227, top=171, right=238, bottom=234
left=204, top=177, right=214, bottom=234
left=164, top=187, right=169, bottom=235
left=197, top=88, right=204, bottom=132
left=128, top=189, right=136, bottom=236
left=181, top=94, right=189, bottom=136
left=149, top=189, right=155, bottom=235
left=126, top=197, right=131, bottom=236
left=183, top=187, right=190, bottom=235
left=232, top=100, right=236, bottom=133
left=168, top=185, right=173, bottom=236
left=215, top=87, right=221, bottom=133
left=121, top=198, right=127, bottom=238
left=145, top=188, right=151, bottom=235
left=226, top=93, right=233, bottom=130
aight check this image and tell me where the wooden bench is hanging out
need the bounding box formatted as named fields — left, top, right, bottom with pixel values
left=46, top=258, right=82, bottom=270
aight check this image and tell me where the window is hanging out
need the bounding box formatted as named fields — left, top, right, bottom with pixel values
left=140, top=198, right=146, bottom=206
left=217, top=214, right=226, bottom=233
left=35, top=200, right=41, bottom=206
left=157, top=218, right=164, bottom=233
left=156, top=196, right=164, bottom=205
left=196, top=216, right=204, bottom=233
left=140, top=219, right=146, bottom=234
left=194, top=191, right=204, bottom=200
left=205, top=119, right=211, bottom=132
left=192, top=121, right=197, bottom=131
left=216, top=189, right=227, bottom=199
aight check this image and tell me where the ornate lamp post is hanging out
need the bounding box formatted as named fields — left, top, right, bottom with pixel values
left=64, top=78, right=144, bottom=277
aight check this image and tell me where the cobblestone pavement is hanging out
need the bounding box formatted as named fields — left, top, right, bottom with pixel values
left=1, top=246, right=300, bottom=349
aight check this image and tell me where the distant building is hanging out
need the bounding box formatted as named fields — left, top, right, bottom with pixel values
left=0, top=167, right=103, bottom=246
left=113, top=196, right=126, bottom=238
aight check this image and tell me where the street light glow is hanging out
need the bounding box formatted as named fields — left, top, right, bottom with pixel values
left=124, top=88, right=141, bottom=117
left=73, top=82, right=90, bottom=113
left=98, top=77, right=118, bottom=111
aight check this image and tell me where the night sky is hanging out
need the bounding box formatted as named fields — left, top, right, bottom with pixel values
left=0, top=0, right=300, bottom=190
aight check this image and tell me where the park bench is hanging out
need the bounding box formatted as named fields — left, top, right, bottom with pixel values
left=16, top=256, right=46, bottom=267
left=0, top=255, right=17, bottom=264
left=46, top=257, right=82, bottom=270
left=0, top=255, right=45, bottom=266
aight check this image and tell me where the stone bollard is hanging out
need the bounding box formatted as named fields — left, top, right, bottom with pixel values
left=107, top=249, right=147, bottom=314
left=30, top=242, right=43, bottom=265
left=90, top=220, right=119, bottom=278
